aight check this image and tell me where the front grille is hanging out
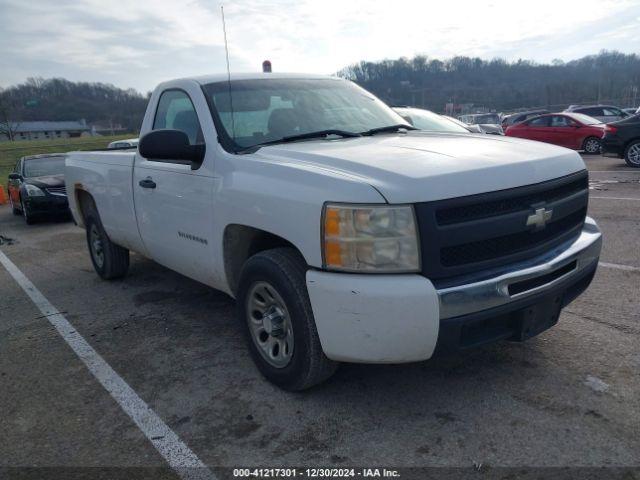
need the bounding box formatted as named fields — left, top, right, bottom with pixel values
left=46, top=186, right=67, bottom=196
left=441, top=208, right=587, bottom=266
left=436, top=176, right=588, bottom=225
left=415, top=170, right=589, bottom=281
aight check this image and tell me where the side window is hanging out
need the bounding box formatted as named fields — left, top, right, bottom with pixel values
left=14, top=159, right=21, bottom=173
left=550, top=116, right=574, bottom=127
left=153, top=90, right=203, bottom=144
left=528, top=117, right=550, bottom=127
left=603, top=107, right=620, bottom=116
left=582, top=107, right=603, bottom=116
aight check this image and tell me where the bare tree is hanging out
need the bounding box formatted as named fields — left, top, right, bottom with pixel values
left=0, top=88, right=20, bottom=141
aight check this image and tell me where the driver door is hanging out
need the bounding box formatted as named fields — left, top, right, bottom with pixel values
left=133, top=88, right=217, bottom=286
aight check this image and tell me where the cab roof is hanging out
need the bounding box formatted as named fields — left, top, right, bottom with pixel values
left=186, top=72, right=342, bottom=85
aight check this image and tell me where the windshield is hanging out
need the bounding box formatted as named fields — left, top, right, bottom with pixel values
left=396, top=108, right=469, bottom=133
left=470, top=114, right=500, bottom=124
left=203, top=78, right=408, bottom=150
left=23, top=156, right=65, bottom=177
left=569, top=113, right=602, bottom=125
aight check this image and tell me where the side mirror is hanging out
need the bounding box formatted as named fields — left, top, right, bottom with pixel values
left=139, top=129, right=205, bottom=170
left=8, top=173, right=22, bottom=180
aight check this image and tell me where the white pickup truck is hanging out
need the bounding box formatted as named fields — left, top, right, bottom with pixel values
left=66, top=73, right=602, bottom=390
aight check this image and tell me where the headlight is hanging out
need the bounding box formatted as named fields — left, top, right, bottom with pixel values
left=322, top=203, right=420, bottom=273
left=24, top=184, right=45, bottom=197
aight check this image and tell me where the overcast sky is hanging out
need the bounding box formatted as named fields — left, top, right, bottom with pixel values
left=1, top=0, right=639, bottom=93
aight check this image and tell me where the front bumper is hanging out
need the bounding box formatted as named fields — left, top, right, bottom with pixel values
left=23, top=194, right=70, bottom=215
left=306, top=218, right=601, bottom=363
left=601, top=135, right=625, bottom=157
left=437, top=217, right=601, bottom=319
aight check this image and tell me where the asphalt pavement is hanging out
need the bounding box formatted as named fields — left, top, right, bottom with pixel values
left=0, top=154, right=638, bottom=479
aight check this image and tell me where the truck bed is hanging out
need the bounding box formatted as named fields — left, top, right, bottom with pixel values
left=65, top=150, right=145, bottom=254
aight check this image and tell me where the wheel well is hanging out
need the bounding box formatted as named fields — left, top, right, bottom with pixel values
left=624, top=137, right=640, bottom=151
left=223, top=224, right=303, bottom=296
left=75, top=189, right=96, bottom=227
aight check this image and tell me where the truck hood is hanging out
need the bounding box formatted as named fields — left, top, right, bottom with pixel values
left=254, top=132, right=586, bottom=203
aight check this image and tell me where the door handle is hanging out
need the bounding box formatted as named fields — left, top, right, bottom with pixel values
left=139, top=178, right=156, bottom=189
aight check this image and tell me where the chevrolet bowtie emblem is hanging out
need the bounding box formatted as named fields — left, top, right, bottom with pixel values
left=526, top=207, right=553, bottom=230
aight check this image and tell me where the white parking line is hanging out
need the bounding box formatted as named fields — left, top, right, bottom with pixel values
left=599, top=262, right=640, bottom=273
left=590, top=196, right=640, bottom=201
left=0, top=249, right=216, bottom=480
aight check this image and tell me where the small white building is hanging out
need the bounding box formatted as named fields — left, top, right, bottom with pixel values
left=0, top=120, right=91, bottom=141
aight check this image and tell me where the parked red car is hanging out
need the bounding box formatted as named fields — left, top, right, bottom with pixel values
left=505, top=113, right=605, bottom=153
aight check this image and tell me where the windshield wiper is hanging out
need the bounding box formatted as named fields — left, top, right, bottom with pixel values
left=361, top=124, right=417, bottom=136
left=280, top=129, right=361, bottom=142
left=243, top=129, right=362, bottom=152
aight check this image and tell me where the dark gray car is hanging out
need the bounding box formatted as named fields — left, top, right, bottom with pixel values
left=502, top=109, right=550, bottom=129
left=563, top=105, right=630, bottom=123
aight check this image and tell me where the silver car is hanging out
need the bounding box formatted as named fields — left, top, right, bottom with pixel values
left=392, top=107, right=474, bottom=133
left=107, top=138, right=139, bottom=149
left=457, top=113, right=504, bottom=135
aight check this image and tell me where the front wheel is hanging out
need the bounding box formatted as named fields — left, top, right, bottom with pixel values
left=624, top=140, right=640, bottom=168
left=237, top=248, right=337, bottom=391
left=582, top=137, right=601, bottom=154
left=84, top=211, right=129, bottom=280
left=21, top=198, right=35, bottom=225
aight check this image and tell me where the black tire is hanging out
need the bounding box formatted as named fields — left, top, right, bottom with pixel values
left=84, top=203, right=129, bottom=280
left=20, top=198, right=36, bottom=225
left=623, top=140, right=640, bottom=168
left=237, top=248, right=338, bottom=391
left=582, top=136, right=601, bottom=154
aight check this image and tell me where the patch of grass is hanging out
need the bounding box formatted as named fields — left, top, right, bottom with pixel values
left=0, top=135, right=135, bottom=185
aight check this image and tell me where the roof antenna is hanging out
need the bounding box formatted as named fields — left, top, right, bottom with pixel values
left=221, top=5, right=235, bottom=140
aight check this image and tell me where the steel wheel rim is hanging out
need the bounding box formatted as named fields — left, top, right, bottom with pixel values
left=89, top=224, right=105, bottom=268
left=585, top=139, right=600, bottom=153
left=628, top=144, right=640, bottom=165
left=246, top=281, right=294, bottom=369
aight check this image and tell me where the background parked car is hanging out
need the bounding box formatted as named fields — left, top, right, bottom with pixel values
left=7, top=154, right=69, bottom=224
left=107, top=138, right=139, bottom=149
left=564, top=105, right=629, bottom=123
left=442, top=116, right=483, bottom=133
left=458, top=113, right=504, bottom=135
left=601, top=115, right=640, bottom=167
left=392, top=107, right=473, bottom=133
left=505, top=113, right=605, bottom=153
left=502, top=109, right=550, bottom=130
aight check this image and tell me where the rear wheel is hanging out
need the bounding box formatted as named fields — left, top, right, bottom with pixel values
left=624, top=140, right=640, bottom=168
left=582, top=137, right=601, bottom=154
left=237, top=248, right=337, bottom=391
left=84, top=205, right=129, bottom=279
